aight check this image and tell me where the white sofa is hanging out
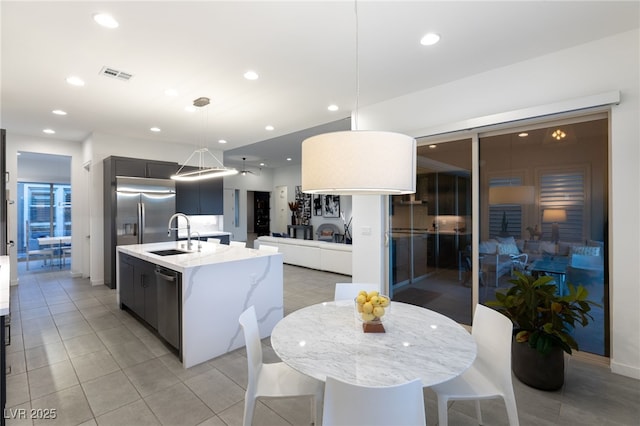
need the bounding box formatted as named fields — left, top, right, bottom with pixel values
left=254, top=236, right=352, bottom=275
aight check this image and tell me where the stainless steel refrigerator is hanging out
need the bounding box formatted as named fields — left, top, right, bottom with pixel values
left=116, top=177, right=176, bottom=246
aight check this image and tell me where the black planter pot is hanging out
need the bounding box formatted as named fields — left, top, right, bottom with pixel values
left=512, top=339, right=565, bottom=391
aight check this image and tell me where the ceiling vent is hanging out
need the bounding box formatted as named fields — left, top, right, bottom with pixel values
left=99, top=66, right=133, bottom=81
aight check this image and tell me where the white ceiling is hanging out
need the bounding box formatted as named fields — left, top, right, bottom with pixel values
left=1, top=1, right=638, bottom=169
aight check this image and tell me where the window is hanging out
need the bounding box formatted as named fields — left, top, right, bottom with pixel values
left=538, top=169, right=587, bottom=243
left=18, top=182, right=71, bottom=257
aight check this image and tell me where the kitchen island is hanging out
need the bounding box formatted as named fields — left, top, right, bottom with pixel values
left=117, top=241, right=283, bottom=368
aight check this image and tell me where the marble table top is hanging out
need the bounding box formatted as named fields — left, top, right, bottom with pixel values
left=271, top=300, right=477, bottom=387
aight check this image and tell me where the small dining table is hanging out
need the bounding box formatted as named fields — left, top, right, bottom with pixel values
left=270, top=300, right=477, bottom=387
left=37, top=236, right=71, bottom=268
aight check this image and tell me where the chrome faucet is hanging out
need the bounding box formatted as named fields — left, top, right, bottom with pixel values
left=168, top=213, right=192, bottom=250
left=189, top=231, right=202, bottom=251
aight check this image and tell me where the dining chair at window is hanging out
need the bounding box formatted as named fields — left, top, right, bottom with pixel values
left=207, top=237, right=222, bottom=244
left=322, top=376, right=426, bottom=426
left=431, top=304, right=519, bottom=426
left=24, top=221, right=54, bottom=270
left=62, top=245, right=72, bottom=267
left=258, top=244, right=278, bottom=253
left=239, top=306, right=323, bottom=426
left=333, top=283, right=379, bottom=301
left=229, top=241, right=246, bottom=248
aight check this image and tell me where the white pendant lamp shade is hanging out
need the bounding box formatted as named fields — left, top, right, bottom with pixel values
left=301, top=130, right=416, bottom=195
left=488, top=186, right=535, bottom=205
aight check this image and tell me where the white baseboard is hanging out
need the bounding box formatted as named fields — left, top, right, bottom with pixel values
left=91, top=278, right=105, bottom=286
left=610, top=360, right=640, bottom=380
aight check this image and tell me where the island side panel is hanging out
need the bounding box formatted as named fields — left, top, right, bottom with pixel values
left=181, top=253, right=283, bottom=368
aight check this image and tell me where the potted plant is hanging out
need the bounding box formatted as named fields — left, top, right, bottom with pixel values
left=487, top=272, right=599, bottom=390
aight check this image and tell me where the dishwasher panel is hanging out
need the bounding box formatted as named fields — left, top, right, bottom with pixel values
left=155, top=266, right=181, bottom=352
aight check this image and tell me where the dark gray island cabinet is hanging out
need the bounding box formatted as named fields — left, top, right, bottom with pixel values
left=117, top=241, right=283, bottom=368
left=119, top=253, right=181, bottom=354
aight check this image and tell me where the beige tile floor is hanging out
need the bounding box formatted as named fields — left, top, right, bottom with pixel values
left=4, top=260, right=639, bottom=425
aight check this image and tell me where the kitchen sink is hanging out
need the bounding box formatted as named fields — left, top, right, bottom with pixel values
left=148, top=249, right=190, bottom=256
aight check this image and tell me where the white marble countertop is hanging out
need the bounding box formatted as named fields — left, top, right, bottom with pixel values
left=271, top=300, right=477, bottom=387
left=117, top=241, right=277, bottom=273
left=1, top=255, right=10, bottom=316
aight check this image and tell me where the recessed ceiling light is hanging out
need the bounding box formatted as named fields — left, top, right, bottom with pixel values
left=286, top=157, right=292, bottom=161
left=93, top=13, right=119, bottom=29
left=184, top=105, right=196, bottom=112
left=259, top=162, right=265, bottom=166
left=328, top=104, right=339, bottom=112
left=164, top=89, right=178, bottom=97
left=150, top=127, right=161, bottom=132
left=518, top=132, right=529, bottom=137
left=428, top=144, right=437, bottom=149
left=420, top=33, right=440, bottom=46
left=265, top=125, right=274, bottom=131
left=244, top=70, right=259, bottom=80
left=218, top=139, right=227, bottom=144
left=43, top=129, right=55, bottom=134
left=66, top=76, right=85, bottom=86
left=52, top=109, right=67, bottom=116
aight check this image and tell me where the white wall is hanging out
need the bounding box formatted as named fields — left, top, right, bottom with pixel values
left=223, top=168, right=275, bottom=242
left=6, top=134, right=86, bottom=283
left=354, top=30, right=639, bottom=379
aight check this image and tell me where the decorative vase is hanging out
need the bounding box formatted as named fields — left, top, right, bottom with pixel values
left=291, top=214, right=297, bottom=225
left=512, top=339, right=564, bottom=390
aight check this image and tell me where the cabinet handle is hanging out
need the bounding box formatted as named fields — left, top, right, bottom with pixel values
left=154, top=270, right=176, bottom=282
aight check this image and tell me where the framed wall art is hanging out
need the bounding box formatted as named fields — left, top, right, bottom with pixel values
left=323, top=195, right=340, bottom=218
left=313, top=194, right=322, bottom=216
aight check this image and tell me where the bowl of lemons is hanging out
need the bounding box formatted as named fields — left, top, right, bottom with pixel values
left=354, top=290, right=390, bottom=332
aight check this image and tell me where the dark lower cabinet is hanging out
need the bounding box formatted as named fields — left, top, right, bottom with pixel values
left=119, top=254, right=158, bottom=330
left=119, top=253, right=180, bottom=354
left=1, top=315, right=6, bottom=426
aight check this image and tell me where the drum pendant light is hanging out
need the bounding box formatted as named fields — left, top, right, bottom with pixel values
left=301, top=1, right=416, bottom=195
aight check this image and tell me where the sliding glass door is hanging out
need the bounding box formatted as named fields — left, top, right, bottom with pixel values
left=389, top=139, right=473, bottom=325
left=479, top=116, right=608, bottom=356
left=17, top=182, right=71, bottom=258
left=389, top=114, right=608, bottom=357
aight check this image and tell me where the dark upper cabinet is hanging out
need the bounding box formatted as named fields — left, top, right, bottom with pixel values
left=147, top=161, right=179, bottom=179
left=175, top=166, right=224, bottom=215
left=437, top=174, right=455, bottom=215
left=106, top=156, right=178, bottom=180
left=198, top=177, right=224, bottom=214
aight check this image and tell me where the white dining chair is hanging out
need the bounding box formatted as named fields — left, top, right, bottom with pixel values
left=258, top=244, right=278, bottom=253
left=207, top=237, right=222, bottom=244
left=322, top=376, right=426, bottom=426
left=24, top=221, right=54, bottom=270
left=229, top=240, right=246, bottom=248
left=238, top=306, right=323, bottom=426
left=333, top=283, right=379, bottom=301
left=431, top=303, right=519, bottom=426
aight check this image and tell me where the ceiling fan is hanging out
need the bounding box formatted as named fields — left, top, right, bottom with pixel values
left=239, top=157, right=257, bottom=176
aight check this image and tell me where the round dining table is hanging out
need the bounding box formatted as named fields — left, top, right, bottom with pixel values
left=270, top=300, right=477, bottom=387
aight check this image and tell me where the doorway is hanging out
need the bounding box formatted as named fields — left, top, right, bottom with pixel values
left=17, top=152, right=71, bottom=272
